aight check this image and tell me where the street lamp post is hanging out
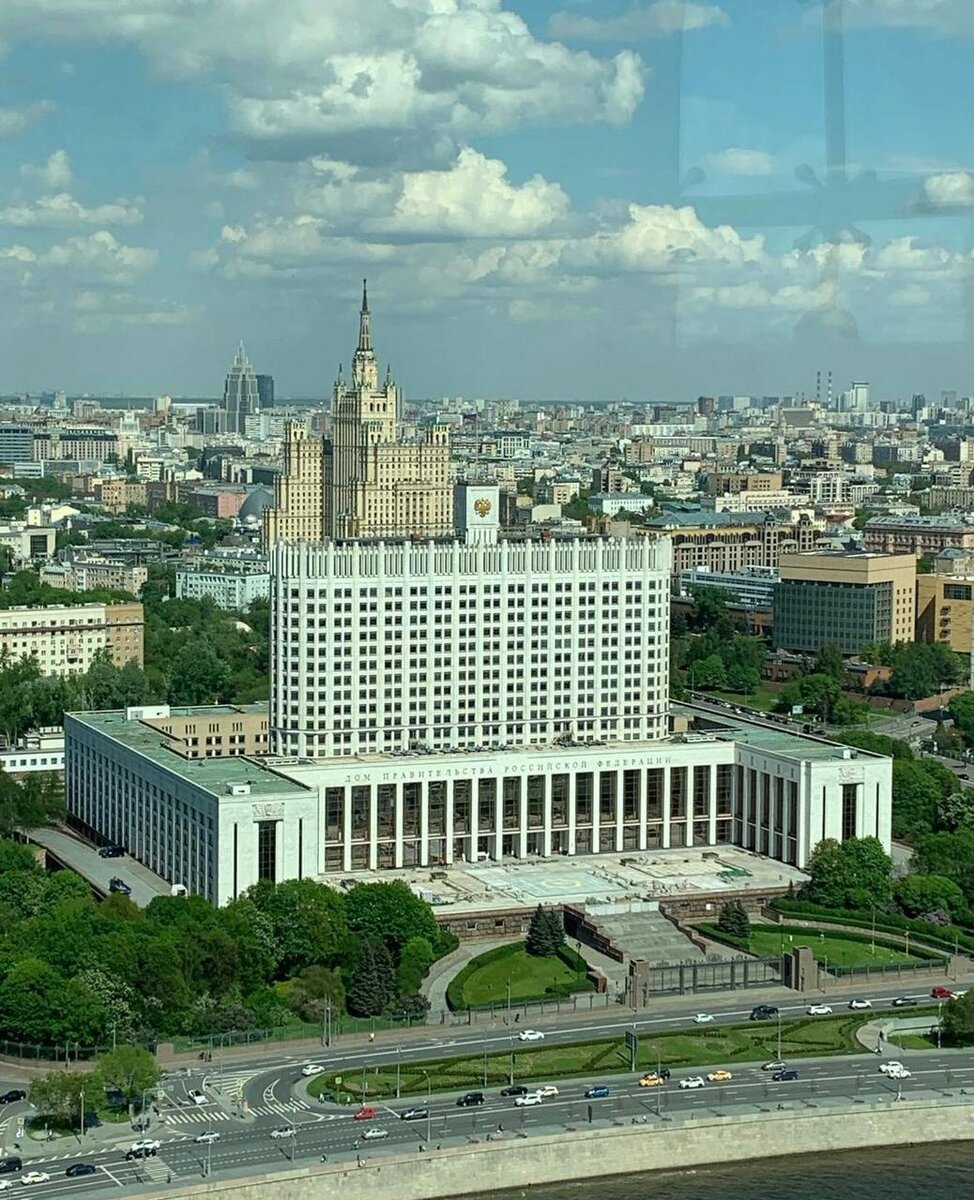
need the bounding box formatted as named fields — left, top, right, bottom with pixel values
left=776, top=1010, right=783, bottom=1062
left=421, top=1071, right=432, bottom=1146
left=396, top=1047, right=402, bottom=1101
left=79, top=1089, right=84, bottom=1142
left=937, top=1002, right=943, bottom=1050
left=508, top=1034, right=515, bottom=1086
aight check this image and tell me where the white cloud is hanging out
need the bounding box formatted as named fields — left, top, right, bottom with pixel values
left=843, top=0, right=974, bottom=35
left=550, top=2, right=729, bottom=42
left=0, top=101, right=55, bottom=138
left=0, top=2, right=645, bottom=164
left=0, top=192, right=143, bottom=228
left=298, top=149, right=569, bottom=239
left=37, top=231, right=157, bottom=284
left=20, top=149, right=74, bottom=188
left=69, top=290, right=199, bottom=332
left=923, top=171, right=974, bottom=207
left=704, top=147, right=775, bottom=177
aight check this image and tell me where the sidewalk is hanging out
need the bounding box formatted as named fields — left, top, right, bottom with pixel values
left=422, top=938, right=511, bottom=1023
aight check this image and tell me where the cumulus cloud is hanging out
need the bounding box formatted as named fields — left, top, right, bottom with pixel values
left=550, top=1, right=729, bottom=42
left=37, top=231, right=157, bottom=284
left=704, top=147, right=775, bottom=177
left=0, top=101, right=55, bottom=138
left=20, top=149, right=74, bottom=188
left=70, top=290, right=200, bottom=332
left=0, top=1, right=645, bottom=164
left=923, top=171, right=974, bottom=207
left=0, top=193, right=143, bottom=229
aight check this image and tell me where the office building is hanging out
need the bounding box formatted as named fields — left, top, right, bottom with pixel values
left=915, top=551, right=974, bottom=655
left=677, top=566, right=777, bottom=611
left=773, top=551, right=916, bottom=656
left=863, top=515, right=974, bottom=558
left=0, top=601, right=144, bottom=675
left=640, top=510, right=826, bottom=577
left=256, top=374, right=275, bottom=411
left=175, top=554, right=270, bottom=611
left=0, top=522, right=57, bottom=565
left=40, top=558, right=148, bottom=596
left=222, top=343, right=260, bottom=435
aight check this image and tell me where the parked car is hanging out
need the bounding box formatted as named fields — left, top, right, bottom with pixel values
left=762, top=1060, right=787, bottom=1072
left=500, top=1085, right=528, bottom=1097
left=362, top=1128, right=389, bottom=1141
left=399, top=1108, right=428, bottom=1121
left=514, top=1092, right=543, bottom=1107
left=194, top=1131, right=220, bottom=1144
left=0, top=1091, right=26, bottom=1105
left=301, top=1064, right=325, bottom=1077
left=691, top=1013, right=714, bottom=1025
left=108, top=876, right=131, bottom=896
left=518, top=1030, right=545, bottom=1042
left=806, top=1005, right=832, bottom=1016
left=706, top=1070, right=732, bottom=1083
left=679, top=1077, right=705, bottom=1090
left=848, top=998, right=872, bottom=1010
left=892, top=997, right=918, bottom=1008
left=354, top=1107, right=378, bottom=1121
left=98, top=845, right=125, bottom=858
left=772, top=1070, right=799, bottom=1082
left=932, top=986, right=956, bottom=1000
left=270, top=1126, right=296, bottom=1139
left=456, top=1092, right=485, bottom=1107
left=584, top=1086, right=610, bottom=1099
left=65, top=1164, right=97, bottom=1178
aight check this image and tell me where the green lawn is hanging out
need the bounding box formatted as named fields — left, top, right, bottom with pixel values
left=451, top=944, right=591, bottom=1008
left=308, top=1013, right=875, bottom=1103
left=701, top=688, right=779, bottom=713
left=747, top=928, right=915, bottom=967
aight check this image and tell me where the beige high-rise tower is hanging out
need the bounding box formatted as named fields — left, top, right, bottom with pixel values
left=263, top=282, right=453, bottom=549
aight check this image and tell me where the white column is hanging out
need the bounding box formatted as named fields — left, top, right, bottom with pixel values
left=419, top=780, right=430, bottom=867
left=394, top=782, right=404, bottom=869
left=517, top=778, right=528, bottom=859
left=661, top=767, right=672, bottom=850
left=614, top=769, right=624, bottom=853
left=445, top=782, right=455, bottom=866
left=591, top=772, right=600, bottom=853
left=568, top=774, right=578, bottom=856
left=342, top=787, right=352, bottom=873
left=469, top=783, right=480, bottom=865
left=638, top=768, right=648, bottom=851
left=494, top=778, right=503, bottom=862
left=368, top=785, right=378, bottom=871
left=708, top=765, right=719, bottom=844
left=542, top=775, right=552, bottom=857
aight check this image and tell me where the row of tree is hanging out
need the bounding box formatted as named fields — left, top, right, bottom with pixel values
left=0, top=841, right=455, bottom=1046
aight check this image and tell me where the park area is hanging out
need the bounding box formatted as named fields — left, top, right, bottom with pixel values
left=700, top=922, right=935, bottom=968
left=447, top=942, right=593, bottom=1010
left=308, top=1010, right=920, bottom=1104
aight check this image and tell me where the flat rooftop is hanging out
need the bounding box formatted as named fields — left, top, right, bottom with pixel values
left=333, top=845, right=806, bottom=915
left=67, top=709, right=310, bottom=799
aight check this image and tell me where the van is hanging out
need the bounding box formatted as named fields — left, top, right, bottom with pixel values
left=456, top=1092, right=485, bottom=1107
left=0, top=1157, right=23, bottom=1174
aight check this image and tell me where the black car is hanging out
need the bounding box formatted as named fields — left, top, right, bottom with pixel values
left=66, top=1163, right=97, bottom=1178
left=892, top=996, right=918, bottom=1008
left=125, top=1148, right=157, bottom=1161
left=98, top=845, right=125, bottom=859
left=749, top=1005, right=779, bottom=1021
left=0, top=1090, right=26, bottom=1104
left=772, top=1069, right=799, bottom=1082
left=0, top=1156, right=23, bottom=1175
left=456, top=1092, right=485, bottom=1107
left=500, top=1085, right=528, bottom=1097
left=399, top=1107, right=429, bottom=1121
left=109, top=876, right=132, bottom=895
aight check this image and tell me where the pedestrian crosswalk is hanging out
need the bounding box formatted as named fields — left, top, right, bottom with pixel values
left=160, top=1098, right=313, bottom=1126
left=204, top=1068, right=258, bottom=1103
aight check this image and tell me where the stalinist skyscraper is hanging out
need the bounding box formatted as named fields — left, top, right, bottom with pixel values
left=263, top=282, right=452, bottom=548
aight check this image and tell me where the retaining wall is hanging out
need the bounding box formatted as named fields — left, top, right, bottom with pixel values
left=137, top=1096, right=974, bottom=1200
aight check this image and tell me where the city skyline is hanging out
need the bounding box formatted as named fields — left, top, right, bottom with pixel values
left=0, top=1, right=970, bottom=400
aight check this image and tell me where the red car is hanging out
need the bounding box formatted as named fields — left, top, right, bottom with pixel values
left=354, top=1106, right=378, bottom=1121
left=931, top=986, right=955, bottom=1000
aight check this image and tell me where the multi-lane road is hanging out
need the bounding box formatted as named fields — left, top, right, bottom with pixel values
left=0, top=984, right=969, bottom=1198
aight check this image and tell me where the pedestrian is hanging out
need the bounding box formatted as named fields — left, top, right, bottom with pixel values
left=369, top=1032, right=375, bottom=1043
left=436, top=1144, right=441, bottom=1151
left=418, top=1143, right=424, bottom=1153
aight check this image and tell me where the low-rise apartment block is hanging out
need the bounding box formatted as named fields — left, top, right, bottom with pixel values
left=0, top=601, right=144, bottom=674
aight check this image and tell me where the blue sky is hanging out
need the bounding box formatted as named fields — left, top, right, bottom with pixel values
left=0, top=0, right=971, bottom=401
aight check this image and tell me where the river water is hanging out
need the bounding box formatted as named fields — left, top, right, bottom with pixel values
left=477, top=1143, right=974, bottom=1200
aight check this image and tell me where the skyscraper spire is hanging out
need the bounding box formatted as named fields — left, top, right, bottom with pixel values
left=358, top=278, right=372, bottom=353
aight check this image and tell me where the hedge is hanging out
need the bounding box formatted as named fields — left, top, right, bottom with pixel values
left=445, top=941, right=591, bottom=1012
left=770, top=898, right=974, bottom=957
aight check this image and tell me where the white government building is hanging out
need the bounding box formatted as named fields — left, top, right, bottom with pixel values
left=64, top=485, right=893, bottom=904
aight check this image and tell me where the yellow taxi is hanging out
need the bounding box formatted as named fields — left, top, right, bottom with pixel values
left=638, top=1073, right=665, bottom=1088
left=706, top=1069, right=733, bottom=1083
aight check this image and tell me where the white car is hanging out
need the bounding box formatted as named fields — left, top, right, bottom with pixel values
left=537, top=1085, right=559, bottom=1098
left=887, top=1066, right=912, bottom=1080
left=194, top=1131, right=221, bottom=1144
left=762, top=1060, right=787, bottom=1072
left=130, top=1139, right=161, bottom=1154
left=878, top=1061, right=905, bottom=1076
left=19, top=1176, right=50, bottom=1187
left=270, top=1126, right=296, bottom=1139
left=362, top=1128, right=389, bottom=1141
left=187, top=1089, right=207, bottom=1105
left=691, top=1013, right=714, bottom=1024
left=302, top=1063, right=325, bottom=1077
left=848, top=998, right=872, bottom=1010
left=806, top=1004, right=832, bottom=1016
left=679, top=1076, right=705, bottom=1090
left=514, top=1091, right=543, bottom=1107
left=0, top=1183, right=12, bottom=1193
left=518, top=1029, right=545, bottom=1042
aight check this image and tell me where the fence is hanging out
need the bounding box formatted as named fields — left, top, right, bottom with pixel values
left=627, top=955, right=781, bottom=1003
left=0, top=1039, right=117, bottom=1063
left=828, top=958, right=946, bottom=979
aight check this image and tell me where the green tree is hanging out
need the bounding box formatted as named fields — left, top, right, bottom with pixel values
left=525, top=904, right=558, bottom=957
left=803, top=837, right=892, bottom=910
left=936, top=790, right=974, bottom=833
left=893, top=874, right=967, bottom=922
left=395, top=937, right=435, bottom=997
left=245, top=879, right=347, bottom=975
left=691, top=653, right=728, bottom=690
left=687, top=586, right=732, bottom=635
left=941, top=990, right=974, bottom=1046
left=716, top=900, right=751, bottom=939
left=814, top=642, right=845, bottom=681
left=912, top=830, right=974, bottom=904
left=167, top=641, right=231, bottom=705
left=96, top=1044, right=161, bottom=1108
left=346, top=939, right=394, bottom=1017
left=891, top=760, right=942, bottom=839
left=345, top=880, right=438, bottom=958
left=29, top=1070, right=90, bottom=1127
left=949, top=691, right=974, bottom=747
